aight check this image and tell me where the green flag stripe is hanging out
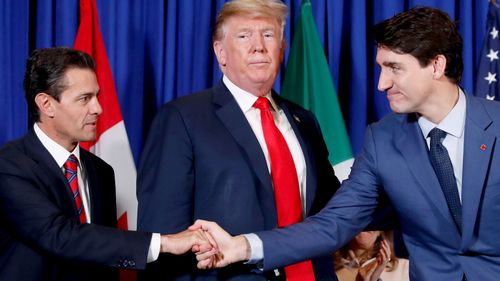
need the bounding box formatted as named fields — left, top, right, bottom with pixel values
left=282, top=0, right=352, bottom=165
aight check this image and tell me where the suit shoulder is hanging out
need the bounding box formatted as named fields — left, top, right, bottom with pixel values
left=473, top=96, right=500, bottom=116
left=277, top=96, right=319, bottom=124
left=0, top=137, right=34, bottom=173
left=160, top=88, right=213, bottom=112
left=278, top=97, right=310, bottom=114
left=369, top=112, right=408, bottom=131
left=80, top=149, right=113, bottom=171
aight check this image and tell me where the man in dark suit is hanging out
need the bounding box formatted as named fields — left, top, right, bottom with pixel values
left=136, top=0, right=340, bottom=280
left=193, top=7, right=500, bottom=281
left=0, top=47, right=212, bottom=281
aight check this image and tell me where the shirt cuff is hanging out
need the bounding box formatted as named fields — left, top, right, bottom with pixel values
left=243, top=233, right=264, bottom=264
left=147, top=233, right=161, bottom=263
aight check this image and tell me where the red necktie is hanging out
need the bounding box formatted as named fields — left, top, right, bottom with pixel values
left=253, top=97, right=315, bottom=281
left=64, top=154, right=87, bottom=224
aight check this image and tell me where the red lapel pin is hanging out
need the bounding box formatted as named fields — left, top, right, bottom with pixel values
left=480, top=144, right=487, bottom=151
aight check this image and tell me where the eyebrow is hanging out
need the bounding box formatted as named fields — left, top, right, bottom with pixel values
left=380, top=61, right=401, bottom=68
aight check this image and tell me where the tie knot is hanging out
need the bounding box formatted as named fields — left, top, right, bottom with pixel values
left=64, top=154, right=78, bottom=171
left=253, top=97, right=270, bottom=111
left=429, top=128, right=447, bottom=143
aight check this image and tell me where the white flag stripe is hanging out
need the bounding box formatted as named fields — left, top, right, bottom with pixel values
left=333, top=158, right=354, bottom=183
left=90, top=121, right=138, bottom=230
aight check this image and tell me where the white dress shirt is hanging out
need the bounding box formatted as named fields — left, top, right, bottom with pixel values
left=223, top=76, right=308, bottom=211
left=34, top=123, right=160, bottom=262
left=418, top=88, right=466, bottom=202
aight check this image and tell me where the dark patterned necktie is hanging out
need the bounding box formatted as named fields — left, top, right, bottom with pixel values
left=63, top=154, right=87, bottom=224
left=428, top=128, right=461, bottom=232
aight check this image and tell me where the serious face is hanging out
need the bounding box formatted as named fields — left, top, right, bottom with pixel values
left=47, top=68, right=102, bottom=151
left=213, top=15, right=284, bottom=96
left=376, top=46, right=435, bottom=115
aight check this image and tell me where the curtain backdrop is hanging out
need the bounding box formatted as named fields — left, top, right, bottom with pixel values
left=0, top=0, right=490, bottom=163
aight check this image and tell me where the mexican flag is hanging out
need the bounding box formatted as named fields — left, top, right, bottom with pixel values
left=282, top=0, right=353, bottom=182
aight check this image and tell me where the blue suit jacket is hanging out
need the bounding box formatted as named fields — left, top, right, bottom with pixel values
left=137, top=81, right=340, bottom=280
left=0, top=130, right=151, bottom=281
left=257, top=95, right=500, bottom=281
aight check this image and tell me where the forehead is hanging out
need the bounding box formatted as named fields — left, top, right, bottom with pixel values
left=59, top=68, right=99, bottom=96
left=375, top=46, right=419, bottom=66
left=224, top=15, right=280, bottom=31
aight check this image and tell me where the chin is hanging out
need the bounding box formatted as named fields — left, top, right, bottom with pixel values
left=81, top=134, right=97, bottom=142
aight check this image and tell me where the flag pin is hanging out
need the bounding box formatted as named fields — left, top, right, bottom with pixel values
left=480, top=144, right=487, bottom=151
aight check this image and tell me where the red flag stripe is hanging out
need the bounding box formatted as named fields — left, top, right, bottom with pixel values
left=74, top=0, right=122, bottom=149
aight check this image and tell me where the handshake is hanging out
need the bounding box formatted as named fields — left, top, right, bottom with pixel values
left=160, top=220, right=249, bottom=268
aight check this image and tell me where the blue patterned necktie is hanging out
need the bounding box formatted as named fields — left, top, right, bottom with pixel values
left=428, top=128, right=462, bottom=233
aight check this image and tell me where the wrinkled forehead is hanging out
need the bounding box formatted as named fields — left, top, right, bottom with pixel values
left=220, top=14, right=283, bottom=37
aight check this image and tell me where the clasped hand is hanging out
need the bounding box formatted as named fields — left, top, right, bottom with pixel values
left=160, top=220, right=249, bottom=268
left=181, top=220, right=249, bottom=269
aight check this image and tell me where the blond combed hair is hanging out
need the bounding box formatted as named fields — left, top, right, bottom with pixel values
left=212, top=0, right=288, bottom=42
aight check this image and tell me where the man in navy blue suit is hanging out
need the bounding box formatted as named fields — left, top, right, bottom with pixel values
left=0, top=47, right=212, bottom=281
left=193, top=6, right=500, bottom=281
left=136, top=0, right=340, bottom=280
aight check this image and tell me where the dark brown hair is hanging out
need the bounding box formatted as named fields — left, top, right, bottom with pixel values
left=23, top=47, right=96, bottom=125
left=374, top=6, right=463, bottom=84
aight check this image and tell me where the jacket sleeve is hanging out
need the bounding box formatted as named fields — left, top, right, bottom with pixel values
left=0, top=156, right=152, bottom=270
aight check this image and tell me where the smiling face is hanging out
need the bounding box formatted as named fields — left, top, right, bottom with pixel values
left=213, top=15, right=284, bottom=96
left=376, top=46, right=436, bottom=115
left=37, top=68, right=102, bottom=151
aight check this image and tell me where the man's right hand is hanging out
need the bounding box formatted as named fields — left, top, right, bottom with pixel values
left=189, top=219, right=250, bottom=269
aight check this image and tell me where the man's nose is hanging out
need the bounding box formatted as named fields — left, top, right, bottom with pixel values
left=252, top=34, right=265, bottom=53
left=91, top=97, right=103, bottom=115
left=377, top=71, right=392, bottom=92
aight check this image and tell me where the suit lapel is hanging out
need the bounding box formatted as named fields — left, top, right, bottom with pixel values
left=394, top=115, right=458, bottom=229
left=23, top=130, right=76, bottom=213
left=275, top=95, right=318, bottom=215
left=212, top=82, right=277, bottom=226
left=80, top=148, right=99, bottom=222
left=461, top=96, right=495, bottom=246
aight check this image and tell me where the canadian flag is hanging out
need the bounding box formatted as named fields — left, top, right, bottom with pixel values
left=73, top=0, right=138, bottom=260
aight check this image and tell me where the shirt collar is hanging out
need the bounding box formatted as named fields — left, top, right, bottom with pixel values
left=418, top=87, right=466, bottom=138
left=34, top=123, right=81, bottom=168
left=222, top=75, right=279, bottom=112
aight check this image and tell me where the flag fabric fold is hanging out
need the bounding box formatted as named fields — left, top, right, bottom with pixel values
left=476, top=1, right=500, bottom=100
left=282, top=0, right=353, bottom=181
left=73, top=0, right=138, bottom=232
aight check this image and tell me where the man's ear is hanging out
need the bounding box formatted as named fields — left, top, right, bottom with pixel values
left=213, top=40, right=227, bottom=67
left=432, top=54, right=447, bottom=80
left=34, top=93, right=56, bottom=118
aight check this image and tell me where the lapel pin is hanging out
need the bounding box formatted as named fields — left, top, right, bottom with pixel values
left=480, top=144, right=487, bottom=151
left=293, top=115, right=301, bottom=122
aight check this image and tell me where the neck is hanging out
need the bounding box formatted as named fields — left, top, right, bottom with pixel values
left=420, top=83, right=459, bottom=124
left=36, top=121, right=78, bottom=152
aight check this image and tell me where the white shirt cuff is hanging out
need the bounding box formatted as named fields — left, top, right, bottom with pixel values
left=243, top=233, right=263, bottom=264
left=147, top=233, right=161, bottom=263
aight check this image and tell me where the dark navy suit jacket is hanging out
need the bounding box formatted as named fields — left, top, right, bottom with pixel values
left=0, top=130, right=151, bottom=281
left=257, top=95, right=500, bottom=281
left=137, top=81, right=340, bottom=280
